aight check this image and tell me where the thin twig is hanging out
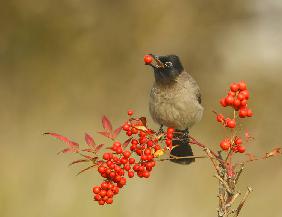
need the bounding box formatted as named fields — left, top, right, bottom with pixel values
left=234, top=187, right=253, bottom=217
left=235, top=164, right=244, bottom=184
left=157, top=155, right=207, bottom=161
left=214, top=174, right=233, bottom=195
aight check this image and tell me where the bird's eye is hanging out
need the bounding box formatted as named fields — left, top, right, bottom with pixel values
left=164, top=62, right=173, bottom=67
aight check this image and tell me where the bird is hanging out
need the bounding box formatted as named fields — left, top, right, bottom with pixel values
left=145, top=54, right=203, bottom=164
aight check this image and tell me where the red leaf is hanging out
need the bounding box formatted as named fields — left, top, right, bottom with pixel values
left=79, top=153, right=95, bottom=159
left=95, top=144, right=104, bottom=153
left=85, top=133, right=96, bottom=149
left=69, top=159, right=89, bottom=166
left=98, top=131, right=112, bottom=139
left=123, top=137, right=132, bottom=148
left=112, top=126, right=122, bottom=139
left=81, top=148, right=95, bottom=153
left=102, top=116, right=112, bottom=132
left=45, top=132, right=79, bottom=149
left=57, top=148, right=77, bottom=154
left=76, top=164, right=96, bottom=176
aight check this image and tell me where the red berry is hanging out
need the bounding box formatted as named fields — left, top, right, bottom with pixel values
left=93, top=186, right=101, bottom=194
left=247, top=109, right=253, bottom=117
left=237, top=146, right=246, bottom=153
left=220, top=98, right=227, bottom=107
left=226, top=119, right=236, bottom=128
left=167, top=133, right=173, bottom=139
left=129, top=158, right=135, bottom=164
left=228, top=91, right=236, bottom=96
left=154, top=144, right=161, bottom=150
left=103, top=153, right=111, bottom=160
left=94, top=194, right=102, bottom=201
left=240, top=99, right=247, bottom=107
left=120, top=157, right=128, bottom=164
left=116, top=147, right=123, bottom=154
left=107, top=190, right=114, bottom=198
left=127, top=109, right=134, bottom=116
left=143, top=170, right=150, bottom=178
left=128, top=171, right=134, bottom=178
left=147, top=140, right=154, bottom=147
left=126, top=130, right=133, bottom=136
left=101, top=172, right=108, bottom=178
left=167, top=128, right=174, bottom=133
left=98, top=200, right=105, bottom=205
left=98, top=166, right=106, bottom=174
left=220, top=140, right=231, bottom=151
left=100, top=190, right=107, bottom=197
left=144, top=54, right=153, bottom=64
left=225, top=95, right=234, bottom=105
left=144, top=148, right=151, bottom=156
left=123, top=150, right=131, bottom=158
left=124, top=164, right=131, bottom=171
left=216, top=114, right=224, bottom=122
left=131, top=139, right=138, bottom=145
left=230, top=83, right=239, bottom=92
left=119, top=177, right=127, bottom=185
left=239, top=109, right=247, bottom=118
left=237, top=92, right=245, bottom=101
left=235, top=137, right=243, bottom=145
left=101, top=182, right=108, bottom=190
left=166, top=139, right=172, bottom=146
left=141, top=155, right=148, bottom=161
left=233, top=99, right=241, bottom=107
left=238, top=81, right=247, bottom=91
left=106, top=198, right=113, bottom=204
left=241, top=90, right=249, bottom=100
left=139, top=137, right=147, bottom=144
left=113, top=186, right=119, bottom=194
left=133, top=164, right=140, bottom=171
left=122, top=123, right=130, bottom=131
left=113, top=141, right=121, bottom=147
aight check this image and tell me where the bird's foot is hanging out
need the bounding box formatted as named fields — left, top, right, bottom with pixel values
left=158, top=125, right=164, bottom=135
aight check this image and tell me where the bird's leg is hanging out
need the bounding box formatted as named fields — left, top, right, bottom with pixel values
left=182, top=128, right=190, bottom=144
left=158, top=124, right=164, bottom=134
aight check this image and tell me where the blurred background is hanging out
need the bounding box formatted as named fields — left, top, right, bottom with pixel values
left=1, top=0, right=282, bottom=216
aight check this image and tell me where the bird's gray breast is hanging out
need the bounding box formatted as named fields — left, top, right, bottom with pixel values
left=149, top=72, right=203, bottom=130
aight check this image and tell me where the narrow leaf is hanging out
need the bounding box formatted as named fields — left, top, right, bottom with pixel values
left=69, top=159, right=89, bottom=166
left=98, top=131, right=112, bottom=139
left=112, top=126, right=122, bottom=139
left=57, top=148, right=76, bottom=155
left=85, top=133, right=96, bottom=149
left=76, top=164, right=96, bottom=176
left=95, top=144, right=105, bottom=153
left=81, top=148, right=95, bottom=153
left=102, top=116, right=112, bottom=132
left=45, top=132, right=79, bottom=149
left=123, top=137, right=132, bottom=148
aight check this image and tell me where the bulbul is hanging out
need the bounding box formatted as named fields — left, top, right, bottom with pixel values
left=146, top=54, right=203, bottom=164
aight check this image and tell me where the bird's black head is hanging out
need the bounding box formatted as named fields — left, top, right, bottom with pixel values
left=146, top=54, right=184, bottom=85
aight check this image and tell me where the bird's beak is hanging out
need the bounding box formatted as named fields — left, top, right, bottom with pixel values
left=148, top=54, right=165, bottom=69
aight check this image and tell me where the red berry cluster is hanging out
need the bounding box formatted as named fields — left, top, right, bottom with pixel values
left=216, top=81, right=253, bottom=153
left=219, top=137, right=245, bottom=153
left=219, top=81, right=253, bottom=118
left=92, top=110, right=163, bottom=205
left=165, top=128, right=174, bottom=150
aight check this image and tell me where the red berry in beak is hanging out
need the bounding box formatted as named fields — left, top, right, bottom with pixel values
left=144, top=55, right=153, bottom=64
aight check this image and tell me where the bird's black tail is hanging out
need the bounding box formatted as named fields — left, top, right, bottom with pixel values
left=170, top=129, right=195, bottom=165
